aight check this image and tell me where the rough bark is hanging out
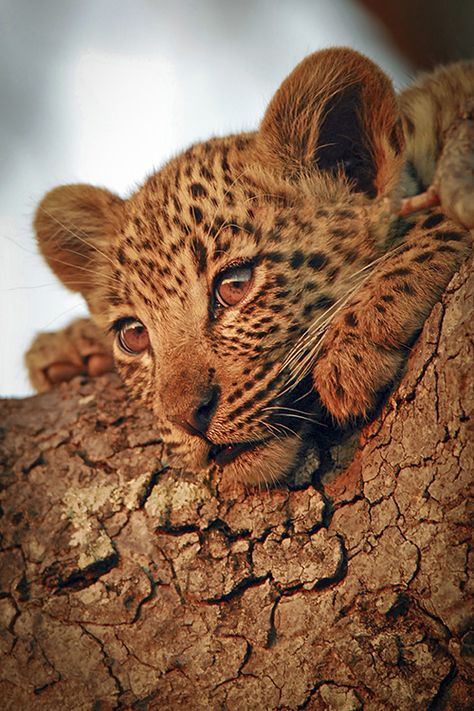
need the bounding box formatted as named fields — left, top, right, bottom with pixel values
left=0, top=255, right=472, bottom=711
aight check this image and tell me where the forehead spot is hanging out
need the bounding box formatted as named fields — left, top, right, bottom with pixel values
left=264, top=251, right=285, bottom=264
left=383, top=266, right=412, bottom=279
left=190, top=182, right=208, bottom=198
left=331, top=227, right=353, bottom=238
left=307, top=252, right=329, bottom=270
left=344, top=311, right=358, bottom=327
left=313, top=294, right=336, bottom=309
left=290, top=250, right=305, bottom=269
left=336, top=208, right=356, bottom=219
left=200, top=166, right=214, bottom=182
left=190, top=205, right=204, bottom=225
left=434, top=230, right=464, bottom=242
left=191, top=237, right=208, bottom=275
left=275, top=273, right=288, bottom=287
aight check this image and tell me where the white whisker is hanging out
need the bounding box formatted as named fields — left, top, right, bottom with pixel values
left=41, top=208, right=116, bottom=267
left=261, top=408, right=322, bottom=427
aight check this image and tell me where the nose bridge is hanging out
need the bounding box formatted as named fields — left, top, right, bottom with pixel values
left=161, top=331, right=206, bottom=390
left=158, top=301, right=221, bottom=427
left=162, top=363, right=206, bottom=408
left=160, top=344, right=219, bottom=432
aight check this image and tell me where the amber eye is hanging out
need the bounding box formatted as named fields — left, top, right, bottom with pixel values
left=117, top=319, right=150, bottom=355
left=215, top=264, right=254, bottom=308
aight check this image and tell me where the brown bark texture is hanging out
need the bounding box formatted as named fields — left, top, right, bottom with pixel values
left=1, top=254, right=473, bottom=711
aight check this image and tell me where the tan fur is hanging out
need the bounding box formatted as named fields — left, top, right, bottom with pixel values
left=35, top=184, right=123, bottom=304
left=400, top=59, right=474, bottom=187
left=259, top=48, right=404, bottom=196
left=26, top=49, right=473, bottom=484
left=25, top=318, right=113, bottom=392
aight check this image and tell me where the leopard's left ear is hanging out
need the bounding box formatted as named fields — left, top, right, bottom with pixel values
left=258, top=47, right=404, bottom=197
left=34, top=183, right=124, bottom=302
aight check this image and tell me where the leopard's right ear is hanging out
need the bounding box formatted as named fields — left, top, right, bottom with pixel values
left=34, top=184, right=124, bottom=298
left=258, top=48, right=403, bottom=198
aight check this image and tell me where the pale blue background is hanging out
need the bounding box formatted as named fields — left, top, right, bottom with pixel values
left=0, top=0, right=409, bottom=396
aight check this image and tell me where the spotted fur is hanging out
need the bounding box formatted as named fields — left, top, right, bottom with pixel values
left=26, top=48, right=473, bottom=484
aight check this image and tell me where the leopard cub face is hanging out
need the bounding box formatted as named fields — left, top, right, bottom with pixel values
left=109, top=138, right=390, bottom=484
left=34, top=48, right=411, bottom=484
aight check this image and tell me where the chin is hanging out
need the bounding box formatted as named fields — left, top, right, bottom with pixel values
left=162, top=432, right=210, bottom=472
left=162, top=426, right=304, bottom=487
left=220, top=436, right=303, bottom=487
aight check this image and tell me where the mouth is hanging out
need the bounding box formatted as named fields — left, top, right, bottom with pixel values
left=208, top=438, right=270, bottom=467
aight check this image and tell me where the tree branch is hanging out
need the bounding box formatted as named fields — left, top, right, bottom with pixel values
left=1, top=255, right=472, bottom=709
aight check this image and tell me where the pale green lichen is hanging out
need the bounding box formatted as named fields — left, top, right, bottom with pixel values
left=63, top=470, right=153, bottom=519
left=77, top=529, right=115, bottom=568
left=62, top=470, right=154, bottom=564
left=145, top=477, right=208, bottom=523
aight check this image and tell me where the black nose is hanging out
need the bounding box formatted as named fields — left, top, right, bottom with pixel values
left=190, top=384, right=220, bottom=434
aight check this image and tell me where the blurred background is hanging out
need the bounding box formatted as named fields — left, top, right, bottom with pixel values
left=1, top=0, right=472, bottom=396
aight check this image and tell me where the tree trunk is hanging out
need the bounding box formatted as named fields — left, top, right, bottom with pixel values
left=0, top=255, right=472, bottom=711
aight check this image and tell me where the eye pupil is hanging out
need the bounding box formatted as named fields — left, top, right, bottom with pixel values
left=215, top=264, right=253, bottom=307
left=117, top=319, right=149, bottom=355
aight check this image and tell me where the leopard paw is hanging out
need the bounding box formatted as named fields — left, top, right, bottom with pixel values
left=25, top=318, right=114, bottom=392
left=312, top=339, right=403, bottom=424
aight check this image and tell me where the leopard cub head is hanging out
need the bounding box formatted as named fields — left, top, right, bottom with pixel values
left=34, top=48, right=404, bottom=484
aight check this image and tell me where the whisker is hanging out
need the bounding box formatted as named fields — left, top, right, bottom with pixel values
left=261, top=408, right=322, bottom=427
left=253, top=418, right=284, bottom=442
left=280, top=278, right=366, bottom=382
left=262, top=404, right=317, bottom=417
left=241, top=191, right=291, bottom=205
left=41, top=208, right=116, bottom=267
left=3, top=282, right=62, bottom=292
left=283, top=237, right=412, bottom=366
left=0, top=233, right=39, bottom=254
left=41, top=302, right=87, bottom=329
left=276, top=231, right=417, bottom=399
left=268, top=420, right=301, bottom=440
left=45, top=254, right=121, bottom=287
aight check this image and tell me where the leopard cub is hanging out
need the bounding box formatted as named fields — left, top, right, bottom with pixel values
left=26, top=48, right=473, bottom=484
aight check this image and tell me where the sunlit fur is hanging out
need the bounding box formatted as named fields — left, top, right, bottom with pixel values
left=27, top=49, right=473, bottom=484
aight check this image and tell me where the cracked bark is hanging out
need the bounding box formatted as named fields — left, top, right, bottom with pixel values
left=0, top=255, right=472, bottom=711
